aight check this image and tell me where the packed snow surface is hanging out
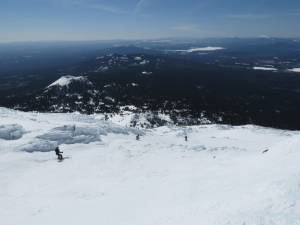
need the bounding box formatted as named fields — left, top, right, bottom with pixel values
left=288, top=68, right=300, bottom=73
left=253, top=66, right=278, bottom=71
left=37, top=125, right=101, bottom=145
left=47, top=75, right=88, bottom=88
left=0, top=124, right=25, bottom=140
left=1, top=107, right=300, bottom=225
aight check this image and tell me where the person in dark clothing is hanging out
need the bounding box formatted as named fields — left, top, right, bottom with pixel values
left=136, top=134, right=140, bottom=141
left=185, top=135, right=188, bottom=142
left=55, top=146, right=63, bottom=160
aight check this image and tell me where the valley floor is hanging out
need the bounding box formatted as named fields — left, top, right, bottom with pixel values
left=0, top=108, right=300, bottom=225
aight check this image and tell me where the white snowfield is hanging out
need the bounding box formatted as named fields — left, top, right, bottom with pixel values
left=253, top=66, right=278, bottom=71
left=1, top=107, right=300, bottom=225
left=288, top=68, right=300, bottom=73
left=170, top=47, right=225, bottom=53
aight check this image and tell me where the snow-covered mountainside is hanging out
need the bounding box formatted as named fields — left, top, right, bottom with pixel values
left=1, top=107, right=300, bottom=225
left=46, top=75, right=91, bottom=89
left=35, top=76, right=102, bottom=113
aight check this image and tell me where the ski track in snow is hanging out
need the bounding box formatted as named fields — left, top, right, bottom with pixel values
left=0, top=107, right=300, bottom=225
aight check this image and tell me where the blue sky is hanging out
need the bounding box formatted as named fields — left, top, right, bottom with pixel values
left=1, top=0, right=300, bottom=42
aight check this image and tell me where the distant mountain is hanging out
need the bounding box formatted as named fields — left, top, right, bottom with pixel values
left=1, top=38, right=300, bottom=129
left=45, top=75, right=92, bottom=89
left=34, top=76, right=102, bottom=113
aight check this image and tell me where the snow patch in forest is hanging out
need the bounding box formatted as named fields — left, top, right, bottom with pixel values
left=288, top=68, right=300, bottom=73
left=253, top=66, right=277, bottom=71
left=169, top=47, right=225, bottom=53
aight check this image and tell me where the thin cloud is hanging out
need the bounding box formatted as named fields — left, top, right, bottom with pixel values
left=170, top=24, right=227, bottom=37
left=88, top=3, right=127, bottom=14
left=134, top=0, right=148, bottom=14
left=227, top=14, right=271, bottom=19
left=171, top=25, right=201, bottom=32
left=228, top=12, right=300, bottom=19
left=65, top=0, right=127, bottom=14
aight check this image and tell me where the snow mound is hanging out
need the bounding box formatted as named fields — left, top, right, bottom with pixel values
left=47, top=76, right=91, bottom=88
left=19, top=139, right=57, bottom=153
left=0, top=124, right=25, bottom=140
left=37, top=125, right=101, bottom=145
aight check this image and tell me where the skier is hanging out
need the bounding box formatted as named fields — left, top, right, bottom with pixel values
left=185, top=135, right=188, bottom=142
left=136, top=134, right=140, bottom=141
left=55, top=146, right=63, bottom=160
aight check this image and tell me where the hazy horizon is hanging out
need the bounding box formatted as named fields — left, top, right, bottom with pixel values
left=1, top=36, right=300, bottom=45
left=2, top=0, right=300, bottom=42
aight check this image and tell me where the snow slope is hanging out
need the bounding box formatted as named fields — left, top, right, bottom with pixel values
left=1, top=107, right=300, bottom=225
